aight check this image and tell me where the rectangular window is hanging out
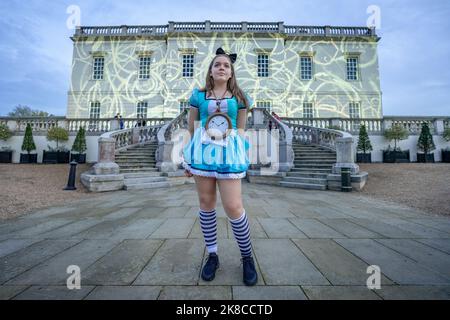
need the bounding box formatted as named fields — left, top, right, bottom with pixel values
left=257, top=54, right=269, bottom=77
left=138, top=56, right=151, bottom=79
left=136, top=101, right=148, bottom=118
left=303, top=102, right=314, bottom=118
left=182, top=54, right=194, bottom=77
left=179, top=100, right=190, bottom=113
left=346, top=57, right=358, bottom=80
left=300, top=56, right=312, bottom=80
left=93, top=57, right=104, bottom=80
left=349, top=102, right=361, bottom=118
left=256, top=100, right=272, bottom=111
left=89, top=101, right=100, bottom=119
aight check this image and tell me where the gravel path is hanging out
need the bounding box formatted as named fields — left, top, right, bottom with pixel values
left=1, top=163, right=449, bottom=220
left=358, top=163, right=450, bottom=216
left=0, top=163, right=96, bottom=220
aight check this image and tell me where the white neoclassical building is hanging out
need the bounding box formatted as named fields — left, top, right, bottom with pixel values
left=67, top=21, right=382, bottom=120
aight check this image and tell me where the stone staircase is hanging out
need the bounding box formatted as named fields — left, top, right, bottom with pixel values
left=115, top=142, right=170, bottom=190
left=279, top=144, right=336, bottom=190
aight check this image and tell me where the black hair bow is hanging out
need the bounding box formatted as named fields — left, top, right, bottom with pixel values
left=216, top=47, right=237, bottom=63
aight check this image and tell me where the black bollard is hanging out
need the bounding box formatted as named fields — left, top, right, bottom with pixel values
left=341, top=167, right=352, bottom=192
left=64, top=161, right=78, bottom=190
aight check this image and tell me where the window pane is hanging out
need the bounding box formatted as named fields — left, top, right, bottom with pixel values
left=137, top=101, right=148, bottom=118
left=303, top=102, right=313, bottom=118
left=139, top=56, right=151, bottom=79
left=93, top=57, right=104, bottom=80
left=347, top=57, right=358, bottom=80
left=300, top=56, right=312, bottom=80
left=257, top=54, right=269, bottom=77
left=182, top=54, right=194, bottom=77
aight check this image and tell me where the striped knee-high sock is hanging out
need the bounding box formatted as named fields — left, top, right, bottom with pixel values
left=229, top=210, right=252, bottom=257
left=199, top=209, right=217, bottom=253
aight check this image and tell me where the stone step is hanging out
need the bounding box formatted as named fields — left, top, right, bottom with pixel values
left=123, top=172, right=163, bottom=178
left=117, top=152, right=156, bottom=155
left=287, top=172, right=329, bottom=178
left=124, top=177, right=167, bottom=184
left=290, top=168, right=332, bottom=173
left=279, top=181, right=327, bottom=190
left=119, top=164, right=156, bottom=169
left=115, top=160, right=156, bottom=164
left=124, top=181, right=171, bottom=190
left=283, top=176, right=327, bottom=184
left=120, top=167, right=159, bottom=173
left=295, top=155, right=336, bottom=159
left=294, top=160, right=336, bottom=164
left=294, top=164, right=334, bottom=168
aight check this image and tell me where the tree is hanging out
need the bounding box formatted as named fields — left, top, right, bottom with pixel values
left=417, top=122, right=435, bottom=161
left=357, top=124, right=373, bottom=154
left=0, top=123, right=12, bottom=141
left=47, top=127, right=69, bottom=150
left=71, top=126, right=87, bottom=154
left=443, top=128, right=450, bottom=142
left=21, top=123, right=36, bottom=154
left=7, top=105, right=54, bottom=117
left=384, top=124, right=409, bottom=151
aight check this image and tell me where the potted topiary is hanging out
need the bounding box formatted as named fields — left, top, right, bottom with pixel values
left=71, top=126, right=87, bottom=163
left=356, top=124, right=372, bottom=163
left=417, top=122, right=435, bottom=163
left=44, top=127, right=70, bottom=163
left=442, top=128, right=450, bottom=163
left=383, top=124, right=410, bottom=163
left=20, top=123, right=37, bottom=163
left=0, top=123, right=13, bottom=163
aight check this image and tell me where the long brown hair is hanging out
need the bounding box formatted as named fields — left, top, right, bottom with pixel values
left=200, top=54, right=250, bottom=110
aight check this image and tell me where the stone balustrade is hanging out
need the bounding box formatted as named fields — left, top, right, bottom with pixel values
left=74, top=21, right=376, bottom=38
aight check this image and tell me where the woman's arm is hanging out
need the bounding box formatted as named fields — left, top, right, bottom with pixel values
left=236, top=109, right=247, bottom=138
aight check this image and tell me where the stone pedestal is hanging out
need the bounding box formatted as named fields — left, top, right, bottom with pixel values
left=332, top=136, right=360, bottom=174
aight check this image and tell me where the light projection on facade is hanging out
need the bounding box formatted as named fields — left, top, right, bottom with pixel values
left=67, top=22, right=382, bottom=120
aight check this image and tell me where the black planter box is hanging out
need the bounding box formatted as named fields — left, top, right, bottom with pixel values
left=43, top=151, right=70, bottom=164
left=0, top=151, right=13, bottom=163
left=20, top=153, right=37, bottom=163
left=417, top=153, right=435, bottom=163
left=383, top=150, right=410, bottom=163
left=442, top=150, right=450, bottom=163
left=356, top=153, right=372, bottom=163
left=70, top=153, right=86, bottom=164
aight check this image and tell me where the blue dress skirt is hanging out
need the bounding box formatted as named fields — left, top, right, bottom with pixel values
left=182, top=127, right=251, bottom=179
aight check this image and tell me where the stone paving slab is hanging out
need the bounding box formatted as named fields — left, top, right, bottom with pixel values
left=416, top=239, right=450, bottom=255
left=0, top=239, right=43, bottom=258
left=85, top=285, right=162, bottom=300
left=289, top=218, right=346, bottom=238
left=380, top=218, right=450, bottom=239
left=317, top=219, right=383, bottom=238
left=375, top=285, right=450, bottom=300
left=0, top=285, right=29, bottom=300
left=257, top=218, right=307, bottom=238
left=233, top=286, right=307, bottom=300
left=133, top=239, right=204, bottom=285
left=37, top=218, right=103, bottom=239
left=410, top=218, right=450, bottom=233
left=301, top=286, right=381, bottom=300
left=252, top=239, right=329, bottom=285
left=335, top=239, right=450, bottom=285
left=347, top=218, right=418, bottom=238
left=2, top=219, right=74, bottom=240
left=82, top=239, right=162, bottom=285
left=0, top=239, right=82, bottom=284
left=292, top=239, right=393, bottom=286
left=148, top=218, right=196, bottom=239
left=13, top=285, right=95, bottom=300
left=112, top=218, right=165, bottom=241
left=5, top=239, right=120, bottom=285
left=374, top=239, right=450, bottom=278
left=158, top=285, right=231, bottom=300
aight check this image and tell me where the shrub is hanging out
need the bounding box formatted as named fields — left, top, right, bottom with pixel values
left=357, top=124, right=373, bottom=154
left=384, top=124, right=409, bottom=151
left=21, top=123, right=36, bottom=154
left=47, top=127, right=69, bottom=150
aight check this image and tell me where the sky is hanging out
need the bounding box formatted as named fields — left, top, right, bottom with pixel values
left=0, top=0, right=449, bottom=117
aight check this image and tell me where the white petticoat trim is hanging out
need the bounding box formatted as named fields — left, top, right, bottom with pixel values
left=182, top=162, right=246, bottom=180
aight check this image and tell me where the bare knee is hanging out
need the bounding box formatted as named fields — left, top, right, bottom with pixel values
left=223, top=202, right=244, bottom=218
left=199, top=193, right=216, bottom=211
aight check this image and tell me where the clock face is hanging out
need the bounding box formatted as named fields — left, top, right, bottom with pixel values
left=206, top=114, right=230, bottom=139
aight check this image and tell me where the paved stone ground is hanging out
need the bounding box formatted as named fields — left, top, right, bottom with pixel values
left=1, top=181, right=450, bottom=300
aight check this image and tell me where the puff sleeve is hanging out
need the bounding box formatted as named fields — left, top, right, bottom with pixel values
left=238, top=92, right=253, bottom=110
left=189, top=88, right=199, bottom=108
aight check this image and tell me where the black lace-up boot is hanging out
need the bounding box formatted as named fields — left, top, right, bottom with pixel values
left=201, top=253, right=219, bottom=281
left=242, top=256, right=258, bottom=286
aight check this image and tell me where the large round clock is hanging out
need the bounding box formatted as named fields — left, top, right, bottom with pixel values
left=205, top=113, right=232, bottom=140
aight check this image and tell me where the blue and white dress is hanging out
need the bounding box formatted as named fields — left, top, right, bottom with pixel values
left=182, top=88, right=252, bottom=179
